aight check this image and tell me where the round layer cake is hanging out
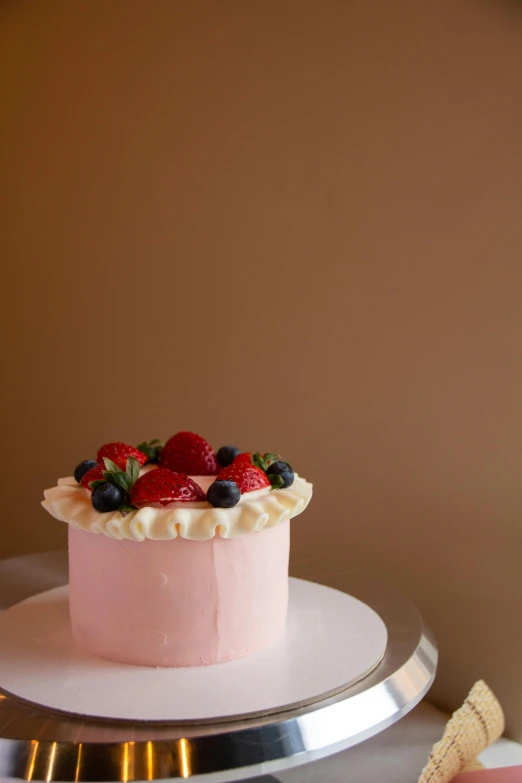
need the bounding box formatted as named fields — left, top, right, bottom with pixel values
left=42, top=433, right=313, bottom=668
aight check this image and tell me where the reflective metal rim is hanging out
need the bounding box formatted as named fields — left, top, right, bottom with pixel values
left=0, top=577, right=437, bottom=782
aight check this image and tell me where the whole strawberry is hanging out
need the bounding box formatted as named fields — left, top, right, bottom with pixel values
left=233, top=452, right=253, bottom=466
left=97, top=442, right=148, bottom=467
left=130, top=468, right=207, bottom=506
left=160, top=432, right=218, bottom=475
left=216, top=462, right=270, bottom=493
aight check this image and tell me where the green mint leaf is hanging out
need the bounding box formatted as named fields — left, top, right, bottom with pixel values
left=252, top=452, right=266, bottom=471
left=263, top=452, right=280, bottom=468
left=103, top=470, right=130, bottom=493
left=151, top=445, right=164, bottom=462
left=137, top=440, right=165, bottom=463
left=126, top=457, right=140, bottom=488
left=119, top=503, right=138, bottom=517
left=89, top=479, right=107, bottom=490
left=268, top=474, right=284, bottom=490
left=115, top=474, right=131, bottom=493
left=103, top=457, right=123, bottom=474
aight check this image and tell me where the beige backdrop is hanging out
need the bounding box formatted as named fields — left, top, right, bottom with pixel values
left=1, top=0, right=521, bottom=739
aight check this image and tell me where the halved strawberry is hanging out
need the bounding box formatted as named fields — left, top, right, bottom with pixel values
left=97, top=442, right=148, bottom=467
left=216, top=462, right=270, bottom=493
left=130, top=468, right=207, bottom=506
left=160, top=432, right=217, bottom=475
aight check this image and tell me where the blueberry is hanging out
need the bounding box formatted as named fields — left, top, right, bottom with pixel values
left=267, top=461, right=294, bottom=488
left=91, top=482, right=123, bottom=513
left=207, top=480, right=241, bottom=508
left=74, top=459, right=98, bottom=483
left=216, top=445, right=241, bottom=468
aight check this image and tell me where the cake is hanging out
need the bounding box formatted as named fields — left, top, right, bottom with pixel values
left=42, top=432, right=313, bottom=668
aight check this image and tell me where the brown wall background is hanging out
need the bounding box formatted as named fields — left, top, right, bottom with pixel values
left=1, top=0, right=522, bottom=737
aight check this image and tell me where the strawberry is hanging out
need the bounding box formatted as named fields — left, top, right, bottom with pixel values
left=97, top=442, right=148, bottom=467
left=233, top=452, right=253, bottom=466
left=80, top=463, right=106, bottom=489
left=160, top=431, right=218, bottom=475
left=217, top=462, right=270, bottom=493
left=80, top=453, right=134, bottom=490
left=235, top=451, right=281, bottom=471
left=130, top=468, right=206, bottom=506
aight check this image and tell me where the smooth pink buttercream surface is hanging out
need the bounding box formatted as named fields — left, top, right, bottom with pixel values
left=68, top=521, right=290, bottom=667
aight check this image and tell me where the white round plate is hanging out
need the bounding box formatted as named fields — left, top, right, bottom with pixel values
left=0, top=577, right=387, bottom=723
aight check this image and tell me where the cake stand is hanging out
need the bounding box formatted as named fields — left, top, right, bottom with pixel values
left=0, top=572, right=437, bottom=782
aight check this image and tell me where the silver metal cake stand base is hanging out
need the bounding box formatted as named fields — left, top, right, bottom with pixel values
left=0, top=576, right=437, bottom=782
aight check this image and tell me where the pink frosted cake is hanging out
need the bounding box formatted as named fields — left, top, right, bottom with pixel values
left=42, top=433, right=313, bottom=668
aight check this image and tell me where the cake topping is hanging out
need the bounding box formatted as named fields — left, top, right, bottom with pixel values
left=207, top=479, right=241, bottom=508
left=50, top=432, right=310, bottom=532
left=264, top=460, right=295, bottom=489
left=215, top=461, right=270, bottom=494
left=43, top=432, right=312, bottom=539
left=80, top=458, right=140, bottom=492
left=136, top=439, right=165, bottom=464
left=87, top=457, right=142, bottom=516
left=130, top=467, right=207, bottom=507
left=80, top=463, right=106, bottom=489
left=233, top=452, right=295, bottom=490
left=97, top=442, right=148, bottom=467
left=160, top=431, right=218, bottom=475
left=91, top=482, right=124, bottom=513
left=216, top=445, right=241, bottom=468
left=233, top=452, right=254, bottom=466
left=207, top=450, right=296, bottom=505
left=74, top=459, right=98, bottom=484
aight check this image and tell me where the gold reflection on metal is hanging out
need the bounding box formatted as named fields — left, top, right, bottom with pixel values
left=46, top=741, right=57, bottom=782
left=74, top=743, right=83, bottom=783
left=146, top=740, right=153, bottom=781
left=180, top=737, right=190, bottom=778
left=122, top=742, right=128, bottom=782
left=122, top=741, right=135, bottom=782
left=26, top=740, right=38, bottom=781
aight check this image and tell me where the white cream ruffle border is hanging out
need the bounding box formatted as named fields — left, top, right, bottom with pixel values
left=42, top=475, right=313, bottom=541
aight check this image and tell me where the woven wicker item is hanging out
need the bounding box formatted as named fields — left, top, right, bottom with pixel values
left=418, top=681, right=505, bottom=783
